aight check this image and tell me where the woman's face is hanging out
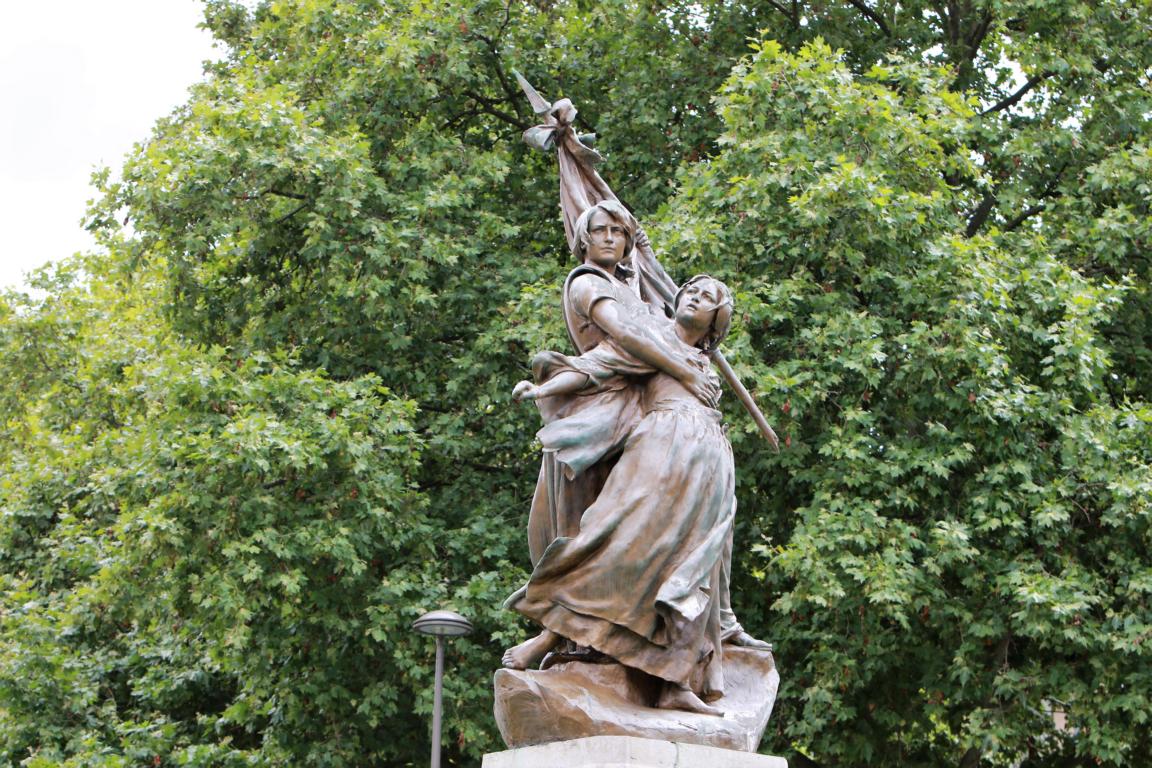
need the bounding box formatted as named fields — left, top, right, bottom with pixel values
left=585, top=209, right=628, bottom=270
left=676, top=279, right=723, bottom=334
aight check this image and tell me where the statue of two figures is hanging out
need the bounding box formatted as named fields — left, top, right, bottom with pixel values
left=493, top=77, right=781, bottom=753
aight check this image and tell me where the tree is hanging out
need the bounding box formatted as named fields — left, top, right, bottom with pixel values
left=0, top=262, right=430, bottom=766
left=654, top=40, right=1152, bottom=766
left=1, top=0, right=1148, bottom=765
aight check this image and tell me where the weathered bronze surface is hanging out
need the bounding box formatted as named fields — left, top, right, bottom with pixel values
left=498, top=76, right=778, bottom=748
left=494, top=648, right=780, bottom=752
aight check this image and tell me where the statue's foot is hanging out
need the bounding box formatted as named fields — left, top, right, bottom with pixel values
left=501, top=630, right=560, bottom=670
left=657, top=684, right=725, bottom=717
left=725, top=630, right=773, bottom=651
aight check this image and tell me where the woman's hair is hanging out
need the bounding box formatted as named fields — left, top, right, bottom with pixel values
left=572, top=200, right=638, bottom=261
left=674, top=275, right=734, bottom=351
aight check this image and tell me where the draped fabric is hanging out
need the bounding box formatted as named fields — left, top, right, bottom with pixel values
left=508, top=330, right=735, bottom=696
left=513, top=397, right=734, bottom=696
left=523, top=266, right=652, bottom=565
left=516, top=72, right=679, bottom=316
left=507, top=77, right=748, bottom=696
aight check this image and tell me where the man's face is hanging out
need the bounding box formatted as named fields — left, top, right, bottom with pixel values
left=585, top=209, right=628, bottom=270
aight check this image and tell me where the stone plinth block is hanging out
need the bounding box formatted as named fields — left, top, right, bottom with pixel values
left=493, top=647, right=779, bottom=752
left=482, top=735, right=788, bottom=768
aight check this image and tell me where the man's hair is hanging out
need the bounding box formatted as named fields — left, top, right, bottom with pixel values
left=572, top=200, right=638, bottom=261
left=674, top=275, right=734, bottom=351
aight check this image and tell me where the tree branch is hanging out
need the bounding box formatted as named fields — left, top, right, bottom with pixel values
left=981, top=72, right=1051, bottom=115
left=273, top=202, right=311, bottom=225
left=267, top=188, right=308, bottom=201
left=463, top=90, right=528, bottom=130
left=1001, top=202, right=1046, bottom=232
left=965, top=10, right=994, bottom=57
left=764, top=0, right=789, bottom=17
left=496, top=0, right=514, bottom=38
left=764, top=0, right=797, bottom=26
left=469, top=25, right=524, bottom=124
left=965, top=190, right=997, bottom=237
left=943, top=0, right=960, bottom=47
left=1000, top=161, right=1068, bottom=232
left=940, top=3, right=994, bottom=89
left=846, top=0, right=892, bottom=37
left=442, top=106, right=485, bottom=131
left=958, top=746, right=982, bottom=768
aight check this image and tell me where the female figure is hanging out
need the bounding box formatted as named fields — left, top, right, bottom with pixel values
left=501, top=201, right=717, bottom=670
left=506, top=275, right=738, bottom=715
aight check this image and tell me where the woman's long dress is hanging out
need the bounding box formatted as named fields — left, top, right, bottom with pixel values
left=508, top=332, right=735, bottom=699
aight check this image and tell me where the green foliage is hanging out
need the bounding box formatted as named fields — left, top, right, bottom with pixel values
left=654, top=39, right=1152, bottom=767
left=2, top=0, right=1150, bottom=766
left=0, top=268, right=439, bottom=765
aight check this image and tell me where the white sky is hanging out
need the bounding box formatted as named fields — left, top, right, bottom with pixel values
left=0, top=1, right=220, bottom=291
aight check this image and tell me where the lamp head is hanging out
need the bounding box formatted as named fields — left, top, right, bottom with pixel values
left=412, top=609, right=473, bottom=638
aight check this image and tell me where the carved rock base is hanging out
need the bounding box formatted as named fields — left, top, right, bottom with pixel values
left=481, top=735, right=788, bottom=768
left=493, top=647, right=780, bottom=752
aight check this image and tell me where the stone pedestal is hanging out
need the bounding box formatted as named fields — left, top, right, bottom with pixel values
left=493, top=647, right=779, bottom=752
left=482, top=735, right=788, bottom=768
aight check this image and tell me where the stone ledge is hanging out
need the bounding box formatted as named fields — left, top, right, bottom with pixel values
left=482, top=735, right=788, bottom=768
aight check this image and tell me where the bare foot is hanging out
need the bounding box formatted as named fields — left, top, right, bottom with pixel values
left=658, top=684, right=725, bottom=717
left=725, top=630, right=773, bottom=651
left=501, top=630, right=560, bottom=670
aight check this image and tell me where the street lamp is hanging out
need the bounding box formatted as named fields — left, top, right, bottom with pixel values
left=412, top=609, right=473, bottom=768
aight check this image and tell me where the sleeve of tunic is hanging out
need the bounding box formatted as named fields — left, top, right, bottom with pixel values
left=527, top=274, right=656, bottom=480
left=563, top=272, right=619, bottom=354
left=540, top=273, right=657, bottom=394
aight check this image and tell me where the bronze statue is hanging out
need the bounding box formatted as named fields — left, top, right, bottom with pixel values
left=500, top=76, right=777, bottom=721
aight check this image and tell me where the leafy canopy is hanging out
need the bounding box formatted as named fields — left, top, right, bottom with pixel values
left=1, top=0, right=1149, bottom=766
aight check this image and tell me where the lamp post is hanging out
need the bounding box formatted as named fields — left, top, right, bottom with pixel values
left=412, top=609, right=473, bottom=768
